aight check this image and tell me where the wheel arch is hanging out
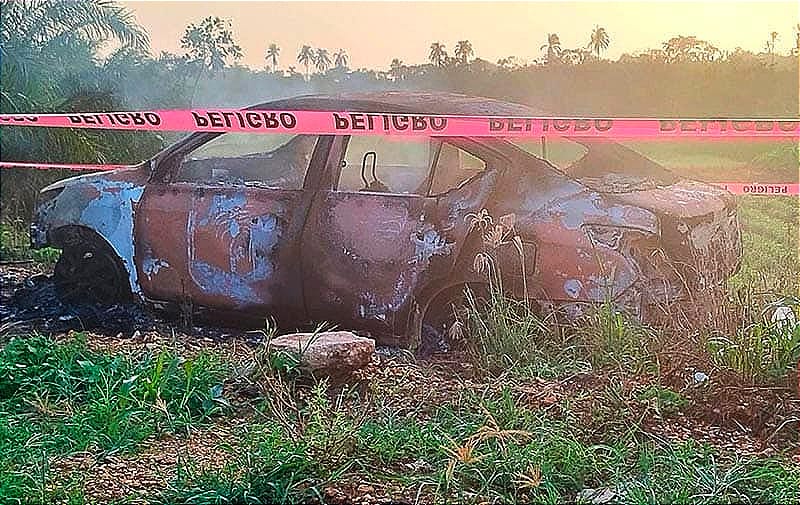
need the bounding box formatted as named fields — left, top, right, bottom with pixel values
left=50, top=225, right=136, bottom=297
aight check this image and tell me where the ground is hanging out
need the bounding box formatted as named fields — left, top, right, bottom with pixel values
left=1, top=140, right=798, bottom=504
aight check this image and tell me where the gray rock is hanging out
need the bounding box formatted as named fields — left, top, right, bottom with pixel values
left=269, top=331, right=375, bottom=375
left=576, top=487, right=616, bottom=504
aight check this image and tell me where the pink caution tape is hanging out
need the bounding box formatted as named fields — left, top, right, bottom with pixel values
left=1, top=109, right=799, bottom=138
left=715, top=182, right=800, bottom=195
left=1, top=161, right=796, bottom=195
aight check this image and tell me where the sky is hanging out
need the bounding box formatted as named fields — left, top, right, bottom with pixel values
left=120, top=1, right=800, bottom=70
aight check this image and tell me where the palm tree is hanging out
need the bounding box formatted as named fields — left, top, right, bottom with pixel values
left=454, top=40, right=474, bottom=65
left=297, top=45, right=314, bottom=79
left=496, top=56, right=517, bottom=69
left=429, top=42, right=447, bottom=66
left=333, top=48, right=348, bottom=68
left=1, top=0, right=150, bottom=221
left=587, top=25, right=610, bottom=58
left=795, top=24, right=800, bottom=56
left=540, top=33, right=562, bottom=64
left=314, top=48, right=331, bottom=73
left=389, top=58, right=405, bottom=81
left=265, top=43, right=280, bottom=71
left=765, top=31, right=779, bottom=65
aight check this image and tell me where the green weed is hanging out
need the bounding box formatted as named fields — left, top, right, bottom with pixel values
left=0, top=333, right=229, bottom=503
left=707, top=313, right=800, bottom=384
left=576, top=302, right=658, bottom=374
left=0, top=223, right=60, bottom=264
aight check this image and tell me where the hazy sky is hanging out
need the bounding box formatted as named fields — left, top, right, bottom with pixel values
left=120, top=1, right=800, bottom=69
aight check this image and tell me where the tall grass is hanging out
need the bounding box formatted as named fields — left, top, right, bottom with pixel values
left=706, top=301, right=800, bottom=384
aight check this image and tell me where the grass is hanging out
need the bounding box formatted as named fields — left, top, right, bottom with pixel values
left=0, top=333, right=229, bottom=502
left=623, top=139, right=798, bottom=181
left=0, top=223, right=60, bottom=264
left=732, top=196, right=799, bottom=296
left=0, top=327, right=797, bottom=503
left=157, top=385, right=800, bottom=505
left=707, top=314, right=800, bottom=384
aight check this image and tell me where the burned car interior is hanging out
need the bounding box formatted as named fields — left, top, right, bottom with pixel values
left=176, top=133, right=320, bottom=189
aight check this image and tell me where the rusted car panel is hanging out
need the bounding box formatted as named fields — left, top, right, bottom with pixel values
left=31, top=166, right=149, bottom=295
left=31, top=92, right=743, bottom=341
left=135, top=184, right=308, bottom=322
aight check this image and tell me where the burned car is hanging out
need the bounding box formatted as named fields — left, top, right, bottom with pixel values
left=31, top=92, right=741, bottom=342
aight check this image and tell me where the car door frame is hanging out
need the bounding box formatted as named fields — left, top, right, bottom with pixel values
left=134, top=131, right=335, bottom=323
left=299, top=134, right=511, bottom=339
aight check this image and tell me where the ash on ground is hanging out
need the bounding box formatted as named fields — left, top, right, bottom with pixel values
left=0, top=264, right=257, bottom=343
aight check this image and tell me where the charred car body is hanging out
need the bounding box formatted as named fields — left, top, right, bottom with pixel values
left=31, top=92, right=742, bottom=342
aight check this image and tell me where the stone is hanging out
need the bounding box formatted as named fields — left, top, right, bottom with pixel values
left=268, top=331, right=375, bottom=375
left=576, top=487, right=617, bottom=504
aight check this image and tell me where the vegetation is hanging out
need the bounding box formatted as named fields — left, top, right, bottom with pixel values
left=0, top=2, right=798, bottom=502
left=0, top=319, right=797, bottom=503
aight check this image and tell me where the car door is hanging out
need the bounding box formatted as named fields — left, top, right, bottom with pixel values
left=300, top=135, right=498, bottom=335
left=134, top=132, right=331, bottom=324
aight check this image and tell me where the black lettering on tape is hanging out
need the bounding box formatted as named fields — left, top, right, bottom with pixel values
left=192, top=111, right=209, bottom=127
left=659, top=120, right=677, bottom=131
left=208, top=112, right=223, bottom=127
left=245, top=112, right=261, bottom=128
left=333, top=113, right=349, bottom=129
left=351, top=114, right=365, bottom=130
left=732, top=121, right=751, bottom=131
left=595, top=119, right=613, bottom=131
left=573, top=120, right=591, bottom=132
left=430, top=117, right=447, bottom=131
left=280, top=113, right=296, bottom=129
left=553, top=119, right=571, bottom=132
left=263, top=112, right=279, bottom=128
left=489, top=119, right=505, bottom=131
left=392, top=116, right=409, bottom=130
left=754, top=121, right=773, bottom=131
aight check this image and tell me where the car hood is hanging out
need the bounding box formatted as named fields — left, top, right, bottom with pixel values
left=599, top=178, right=734, bottom=219
left=40, top=163, right=146, bottom=193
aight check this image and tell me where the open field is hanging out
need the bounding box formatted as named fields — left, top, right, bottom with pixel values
left=1, top=142, right=799, bottom=504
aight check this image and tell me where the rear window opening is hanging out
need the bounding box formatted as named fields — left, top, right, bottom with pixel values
left=508, top=136, right=680, bottom=191
left=507, top=137, right=589, bottom=170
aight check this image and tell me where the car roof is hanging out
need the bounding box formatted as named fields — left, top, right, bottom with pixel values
left=253, top=91, right=547, bottom=116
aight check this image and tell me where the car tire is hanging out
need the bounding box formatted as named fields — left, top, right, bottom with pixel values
left=54, top=239, right=130, bottom=303
left=421, top=283, right=490, bottom=350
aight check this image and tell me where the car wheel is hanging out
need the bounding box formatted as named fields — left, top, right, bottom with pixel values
left=54, top=241, right=130, bottom=303
left=420, top=283, right=490, bottom=352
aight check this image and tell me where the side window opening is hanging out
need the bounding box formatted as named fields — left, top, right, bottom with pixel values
left=429, top=142, right=487, bottom=195
left=336, top=136, right=435, bottom=194
left=176, top=133, right=319, bottom=190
